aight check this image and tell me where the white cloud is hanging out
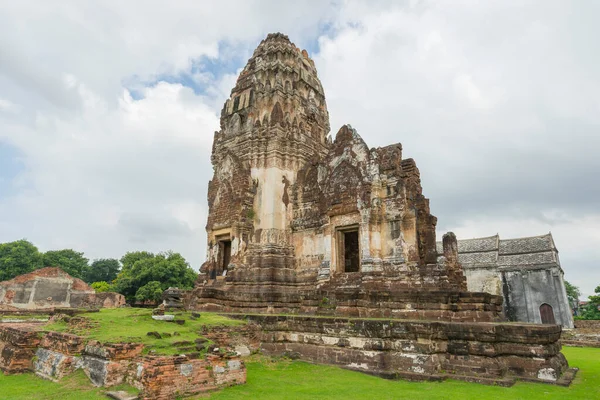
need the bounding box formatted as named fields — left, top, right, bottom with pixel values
left=0, top=98, right=19, bottom=114
left=0, top=1, right=599, bottom=298
left=0, top=1, right=337, bottom=266
left=0, top=80, right=218, bottom=264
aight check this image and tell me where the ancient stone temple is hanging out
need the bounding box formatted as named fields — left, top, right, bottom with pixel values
left=190, top=33, right=576, bottom=386
left=194, top=33, right=471, bottom=316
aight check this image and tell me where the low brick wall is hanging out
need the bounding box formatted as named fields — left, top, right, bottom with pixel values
left=40, top=331, right=86, bottom=355
left=563, top=320, right=600, bottom=348
left=232, top=315, right=575, bottom=386
left=574, top=320, right=600, bottom=329
left=0, top=327, right=41, bottom=373
left=134, top=355, right=245, bottom=400
left=0, top=326, right=246, bottom=398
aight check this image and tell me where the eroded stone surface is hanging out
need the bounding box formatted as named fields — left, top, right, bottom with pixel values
left=235, top=314, right=574, bottom=385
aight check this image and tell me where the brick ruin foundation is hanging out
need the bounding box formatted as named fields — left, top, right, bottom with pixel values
left=0, top=267, right=125, bottom=311
left=188, top=32, right=577, bottom=386
left=0, top=326, right=245, bottom=399
left=562, top=320, right=600, bottom=348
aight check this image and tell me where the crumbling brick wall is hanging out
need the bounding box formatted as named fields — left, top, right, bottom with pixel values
left=0, top=325, right=246, bottom=398
left=134, top=355, right=245, bottom=400
left=0, top=327, right=41, bottom=373
left=0, top=267, right=125, bottom=310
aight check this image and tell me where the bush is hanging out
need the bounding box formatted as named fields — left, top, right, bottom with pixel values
left=90, top=281, right=113, bottom=293
left=113, top=251, right=197, bottom=302
left=135, top=281, right=164, bottom=303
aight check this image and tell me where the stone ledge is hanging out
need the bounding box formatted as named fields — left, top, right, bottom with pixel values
left=228, top=314, right=573, bottom=386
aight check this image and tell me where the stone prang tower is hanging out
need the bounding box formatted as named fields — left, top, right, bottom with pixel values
left=204, top=33, right=330, bottom=278
left=198, top=32, right=467, bottom=310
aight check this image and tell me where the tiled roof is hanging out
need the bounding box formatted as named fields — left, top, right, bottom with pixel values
left=457, top=235, right=499, bottom=253
left=436, top=234, right=498, bottom=254
left=498, top=234, right=555, bottom=254
left=497, top=252, right=556, bottom=266
left=459, top=252, right=498, bottom=265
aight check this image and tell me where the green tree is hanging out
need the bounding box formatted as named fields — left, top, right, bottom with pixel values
left=135, top=281, right=164, bottom=303
left=90, top=281, right=113, bottom=293
left=43, top=249, right=89, bottom=279
left=580, top=285, right=600, bottom=320
left=0, top=239, right=43, bottom=281
left=564, top=281, right=581, bottom=308
left=120, top=251, right=155, bottom=271
left=113, top=251, right=197, bottom=302
left=83, top=258, right=120, bottom=284
left=592, top=285, right=600, bottom=303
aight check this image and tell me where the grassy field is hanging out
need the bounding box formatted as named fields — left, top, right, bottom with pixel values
left=44, top=308, right=245, bottom=355
left=0, top=370, right=137, bottom=400
left=206, top=346, right=600, bottom=400
left=0, top=347, right=597, bottom=399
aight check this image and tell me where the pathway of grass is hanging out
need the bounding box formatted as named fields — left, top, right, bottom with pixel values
left=44, top=307, right=245, bottom=355
left=0, top=370, right=136, bottom=400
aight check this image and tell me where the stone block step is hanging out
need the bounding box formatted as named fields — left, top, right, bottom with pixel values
left=106, top=391, right=138, bottom=400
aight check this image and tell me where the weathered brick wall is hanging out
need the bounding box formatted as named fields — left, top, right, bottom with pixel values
left=40, top=331, right=86, bottom=355
left=562, top=320, right=600, bottom=348
left=0, top=267, right=125, bottom=310
left=1, top=326, right=246, bottom=397
left=134, top=355, right=245, bottom=400
left=234, top=315, right=575, bottom=386
left=0, top=326, right=41, bottom=373
left=34, top=348, right=80, bottom=381
left=574, top=320, right=600, bottom=329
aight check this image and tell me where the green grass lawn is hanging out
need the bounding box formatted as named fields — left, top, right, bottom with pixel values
left=206, top=346, right=600, bottom=400
left=44, top=307, right=245, bottom=355
left=0, top=370, right=136, bottom=400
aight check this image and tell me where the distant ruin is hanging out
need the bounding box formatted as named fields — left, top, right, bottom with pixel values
left=189, top=33, right=577, bottom=386
left=0, top=267, right=124, bottom=311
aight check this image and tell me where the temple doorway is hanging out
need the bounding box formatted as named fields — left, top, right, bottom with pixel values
left=220, top=240, right=231, bottom=274
left=540, top=303, right=556, bottom=324
left=337, top=226, right=360, bottom=273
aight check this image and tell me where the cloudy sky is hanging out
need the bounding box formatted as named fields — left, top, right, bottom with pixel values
left=1, top=1, right=598, bottom=298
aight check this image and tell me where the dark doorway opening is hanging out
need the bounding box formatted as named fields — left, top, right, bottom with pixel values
left=540, top=303, right=556, bottom=324
left=220, top=240, right=231, bottom=274
left=343, top=230, right=360, bottom=272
